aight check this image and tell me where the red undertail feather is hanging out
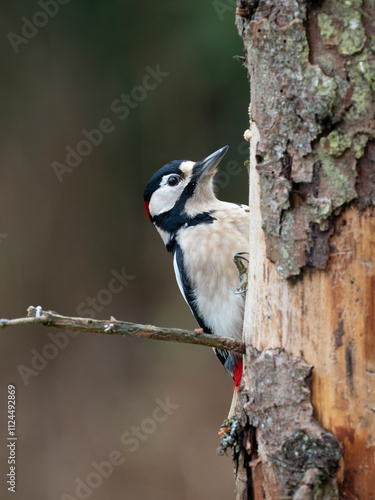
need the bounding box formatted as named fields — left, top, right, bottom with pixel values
left=233, top=358, right=243, bottom=391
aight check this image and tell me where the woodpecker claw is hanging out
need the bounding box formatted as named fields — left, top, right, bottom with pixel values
left=233, top=252, right=248, bottom=294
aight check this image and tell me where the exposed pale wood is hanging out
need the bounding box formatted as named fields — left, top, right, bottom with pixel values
left=244, top=124, right=375, bottom=498
left=234, top=0, right=375, bottom=496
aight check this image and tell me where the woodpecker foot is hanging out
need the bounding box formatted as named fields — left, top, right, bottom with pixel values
left=233, top=252, right=248, bottom=295
left=194, top=328, right=204, bottom=335
left=217, top=417, right=243, bottom=456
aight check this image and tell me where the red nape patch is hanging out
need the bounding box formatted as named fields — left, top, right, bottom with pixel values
left=233, top=359, right=243, bottom=391
left=144, top=201, right=151, bottom=221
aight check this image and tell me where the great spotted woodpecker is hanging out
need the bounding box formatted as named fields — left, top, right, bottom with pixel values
left=143, top=146, right=249, bottom=413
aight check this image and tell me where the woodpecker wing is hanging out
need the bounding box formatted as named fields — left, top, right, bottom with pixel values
left=173, top=244, right=213, bottom=334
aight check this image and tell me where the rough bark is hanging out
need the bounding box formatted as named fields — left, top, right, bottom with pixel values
left=233, top=1, right=375, bottom=498
left=237, top=0, right=375, bottom=278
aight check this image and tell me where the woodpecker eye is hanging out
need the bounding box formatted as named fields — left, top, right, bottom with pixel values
left=167, top=175, right=181, bottom=187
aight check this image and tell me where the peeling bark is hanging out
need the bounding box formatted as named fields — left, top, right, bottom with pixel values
left=236, top=348, right=342, bottom=499
left=232, top=2, right=375, bottom=497
left=236, top=0, right=375, bottom=278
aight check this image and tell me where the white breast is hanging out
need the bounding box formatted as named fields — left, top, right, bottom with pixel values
left=175, top=204, right=249, bottom=340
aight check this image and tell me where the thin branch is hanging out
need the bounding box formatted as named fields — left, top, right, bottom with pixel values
left=0, top=306, right=245, bottom=354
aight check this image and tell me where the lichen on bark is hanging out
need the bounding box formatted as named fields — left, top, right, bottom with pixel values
left=236, top=0, right=375, bottom=278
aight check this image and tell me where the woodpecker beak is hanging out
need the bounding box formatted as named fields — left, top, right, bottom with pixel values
left=193, top=146, right=229, bottom=180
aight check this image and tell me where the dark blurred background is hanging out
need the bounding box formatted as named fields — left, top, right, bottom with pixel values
left=0, top=1, right=249, bottom=499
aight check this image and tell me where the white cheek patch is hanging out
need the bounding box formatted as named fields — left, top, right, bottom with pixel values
left=149, top=173, right=188, bottom=217
left=148, top=167, right=194, bottom=218
left=149, top=185, right=178, bottom=216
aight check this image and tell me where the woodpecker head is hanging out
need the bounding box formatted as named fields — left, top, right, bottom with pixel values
left=143, top=146, right=228, bottom=249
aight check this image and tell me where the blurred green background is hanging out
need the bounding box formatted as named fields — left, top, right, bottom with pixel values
left=0, top=1, right=249, bottom=499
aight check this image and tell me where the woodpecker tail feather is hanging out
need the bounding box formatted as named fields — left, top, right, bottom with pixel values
left=233, top=357, right=243, bottom=390
left=213, top=348, right=243, bottom=391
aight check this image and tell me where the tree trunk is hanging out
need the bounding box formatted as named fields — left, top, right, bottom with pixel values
left=234, top=1, right=375, bottom=498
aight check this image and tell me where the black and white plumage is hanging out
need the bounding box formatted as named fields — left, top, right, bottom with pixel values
left=143, top=146, right=249, bottom=390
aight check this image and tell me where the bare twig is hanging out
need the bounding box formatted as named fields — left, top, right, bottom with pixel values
left=0, top=306, right=245, bottom=354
